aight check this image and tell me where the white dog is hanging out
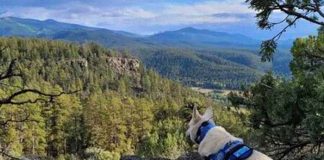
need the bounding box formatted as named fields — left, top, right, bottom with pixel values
left=186, top=106, right=272, bottom=160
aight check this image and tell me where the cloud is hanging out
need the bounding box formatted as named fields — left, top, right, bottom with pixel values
left=0, top=0, right=256, bottom=33
left=152, top=1, right=254, bottom=25
left=163, top=1, right=252, bottom=16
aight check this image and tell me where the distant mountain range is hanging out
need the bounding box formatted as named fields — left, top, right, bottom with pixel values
left=0, top=16, right=293, bottom=89
left=0, top=17, right=96, bottom=36
left=0, top=17, right=146, bottom=47
left=148, top=27, right=261, bottom=48
left=0, top=17, right=265, bottom=48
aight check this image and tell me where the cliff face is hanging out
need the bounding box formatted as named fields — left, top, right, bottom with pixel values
left=65, top=56, right=141, bottom=82
left=64, top=57, right=141, bottom=77
left=107, top=57, right=142, bottom=86
left=106, top=57, right=141, bottom=77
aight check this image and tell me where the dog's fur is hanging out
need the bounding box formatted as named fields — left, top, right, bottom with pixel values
left=186, top=107, right=272, bottom=160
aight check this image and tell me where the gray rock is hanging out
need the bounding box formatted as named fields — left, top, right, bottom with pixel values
left=121, top=152, right=203, bottom=160
left=176, top=152, right=204, bottom=160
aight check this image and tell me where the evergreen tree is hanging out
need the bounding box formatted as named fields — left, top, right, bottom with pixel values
left=229, top=29, right=324, bottom=159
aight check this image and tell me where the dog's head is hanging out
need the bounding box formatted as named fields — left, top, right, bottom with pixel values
left=186, top=106, right=214, bottom=143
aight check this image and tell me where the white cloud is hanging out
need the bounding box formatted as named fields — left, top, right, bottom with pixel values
left=150, top=1, right=254, bottom=25
left=164, top=1, right=253, bottom=16
left=2, top=0, right=255, bottom=32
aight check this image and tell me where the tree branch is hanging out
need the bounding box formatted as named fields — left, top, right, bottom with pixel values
left=314, top=0, right=324, bottom=18
left=275, top=1, right=324, bottom=26
left=0, top=89, right=80, bottom=105
left=260, top=17, right=299, bottom=61
left=275, top=138, right=324, bottom=160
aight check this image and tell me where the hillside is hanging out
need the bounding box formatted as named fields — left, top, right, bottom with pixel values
left=0, top=17, right=95, bottom=36
left=0, top=17, right=144, bottom=47
left=130, top=47, right=266, bottom=89
left=0, top=37, right=248, bottom=159
left=0, top=17, right=292, bottom=89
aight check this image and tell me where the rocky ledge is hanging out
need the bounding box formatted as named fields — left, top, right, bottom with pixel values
left=121, top=152, right=204, bottom=160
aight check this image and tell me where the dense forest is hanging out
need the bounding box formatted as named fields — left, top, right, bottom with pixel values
left=0, top=38, right=247, bottom=160
left=128, top=47, right=265, bottom=89
left=0, top=17, right=293, bottom=89
left=0, top=1, right=323, bottom=159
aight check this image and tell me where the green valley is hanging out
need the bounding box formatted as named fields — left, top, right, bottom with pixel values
left=0, top=17, right=292, bottom=89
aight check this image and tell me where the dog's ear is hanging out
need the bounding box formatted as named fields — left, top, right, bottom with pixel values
left=192, top=106, right=201, bottom=120
left=203, top=107, right=213, bottom=120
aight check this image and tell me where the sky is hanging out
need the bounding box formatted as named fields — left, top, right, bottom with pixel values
left=0, top=0, right=319, bottom=39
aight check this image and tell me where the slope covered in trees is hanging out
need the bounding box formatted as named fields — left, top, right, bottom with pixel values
left=0, top=17, right=293, bottom=89
left=0, top=37, right=247, bottom=159
left=129, top=47, right=266, bottom=89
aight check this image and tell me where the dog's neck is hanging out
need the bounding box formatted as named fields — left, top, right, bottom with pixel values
left=189, top=118, right=214, bottom=142
left=195, top=121, right=216, bottom=144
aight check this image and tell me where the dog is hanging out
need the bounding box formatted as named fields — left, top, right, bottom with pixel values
left=186, top=106, right=272, bottom=160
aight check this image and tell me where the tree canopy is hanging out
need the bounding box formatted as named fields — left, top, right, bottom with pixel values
left=0, top=38, right=247, bottom=160
left=246, top=0, right=324, bottom=61
left=229, top=28, right=324, bottom=160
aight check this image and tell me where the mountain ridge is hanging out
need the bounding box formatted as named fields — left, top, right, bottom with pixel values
left=147, top=27, right=260, bottom=48
left=0, top=16, right=292, bottom=89
left=0, top=16, right=262, bottom=47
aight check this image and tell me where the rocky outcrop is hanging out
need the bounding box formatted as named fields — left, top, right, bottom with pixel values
left=62, top=57, right=140, bottom=78
left=120, top=152, right=204, bottom=160
left=107, top=57, right=140, bottom=77
left=107, top=57, right=142, bottom=87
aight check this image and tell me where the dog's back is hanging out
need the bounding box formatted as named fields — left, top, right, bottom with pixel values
left=199, top=127, right=272, bottom=160
left=198, top=126, right=271, bottom=160
left=187, top=107, right=272, bottom=160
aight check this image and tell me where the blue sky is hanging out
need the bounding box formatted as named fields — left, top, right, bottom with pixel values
left=0, top=0, right=318, bottom=39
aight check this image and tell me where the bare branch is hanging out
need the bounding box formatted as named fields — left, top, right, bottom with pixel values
left=260, top=17, right=299, bottom=61
left=273, top=17, right=300, bottom=41
left=270, top=15, right=290, bottom=26
left=0, top=89, right=80, bottom=105
left=274, top=1, right=324, bottom=26
left=314, top=0, right=324, bottom=18
left=275, top=138, right=324, bottom=160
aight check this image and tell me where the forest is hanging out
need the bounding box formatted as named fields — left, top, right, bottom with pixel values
left=0, top=38, right=247, bottom=160
left=128, top=47, right=265, bottom=89
left=0, top=17, right=292, bottom=89
left=0, top=0, right=323, bottom=160
left=1, top=28, right=322, bottom=160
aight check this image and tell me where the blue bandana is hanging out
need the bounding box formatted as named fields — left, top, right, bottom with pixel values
left=194, top=121, right=253, bottom=160
left=195, top=121, right=216, bottom=144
